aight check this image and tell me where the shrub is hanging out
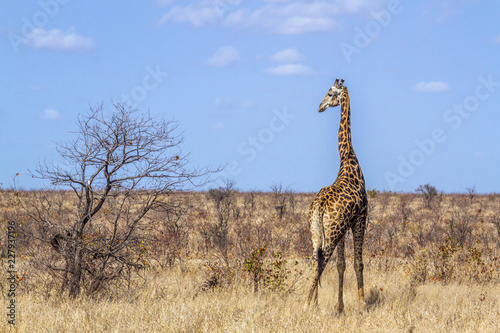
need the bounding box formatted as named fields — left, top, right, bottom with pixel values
left=416, top=184, right=438, bottom=209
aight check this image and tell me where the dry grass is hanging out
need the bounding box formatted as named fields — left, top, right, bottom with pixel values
left=3, top=263, right=499, bottom=332
left=1, top=189, right=500, bottom=332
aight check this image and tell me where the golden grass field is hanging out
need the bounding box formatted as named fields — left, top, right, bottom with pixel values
left=1, top=189, right=499, bottom=332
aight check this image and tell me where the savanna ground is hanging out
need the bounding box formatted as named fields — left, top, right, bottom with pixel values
left=1, top=187, right=499, bottom=332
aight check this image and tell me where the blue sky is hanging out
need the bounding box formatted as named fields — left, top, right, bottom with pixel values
left=1, top=0, right=499, bottom=193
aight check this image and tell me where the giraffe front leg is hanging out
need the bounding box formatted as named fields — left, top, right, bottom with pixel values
left=337, top=237, right=346, bottom=314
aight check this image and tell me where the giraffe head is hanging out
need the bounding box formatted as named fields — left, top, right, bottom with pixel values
left=319, top=78, right=345, bottom=112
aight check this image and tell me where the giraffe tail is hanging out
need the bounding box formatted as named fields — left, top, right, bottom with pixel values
left=310, top=204, right=326, bottom=286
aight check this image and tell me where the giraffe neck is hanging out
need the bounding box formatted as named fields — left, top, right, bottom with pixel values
left=338, top=88, right=355, bottom=162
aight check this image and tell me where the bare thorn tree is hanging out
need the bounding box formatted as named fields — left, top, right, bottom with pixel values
left=466, top=185, right=476, bottom=204
left=30, top=103, right=215, bottom=297
left=207, top=179, right=237, bottom=265
left=416, top=184, right=438, bottom=209
left=270, top=182, right=294, bottom=220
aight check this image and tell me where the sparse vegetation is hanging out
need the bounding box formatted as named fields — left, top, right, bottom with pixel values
left=1, top=187, right=500, bottom=331
left=416, top=183, right=438, bottom=209
left=367, top=188, right=379, bottom=198
left=13, top=104, right=214, bottom=298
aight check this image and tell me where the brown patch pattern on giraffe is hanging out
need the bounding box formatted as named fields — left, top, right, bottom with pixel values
left=306, top=79, right=368, bottom=313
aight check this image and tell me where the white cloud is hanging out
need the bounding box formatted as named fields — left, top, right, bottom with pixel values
left=157, top=3, right=221, bottom=28
left=267, top=47, right=314, bottom=77
left=29, top=28, right=95, bottom=51
left=225, top=4, right=341, bottom=34
left=270, top=48, right=305, bottom=63
left=43, top=109, right=60, bottom=120
left=206, top=46, right=240, bottom=67
left=333, top=0, right=390, bottom=14
left=265, top=64, right=315, bottom=76
left=156, top=1, right=391, bottom=34
left=411, top=81, right=450, bottom=93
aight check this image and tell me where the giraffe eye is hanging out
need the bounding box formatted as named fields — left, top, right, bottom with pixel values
left=328, top=93, right=333, bottom=97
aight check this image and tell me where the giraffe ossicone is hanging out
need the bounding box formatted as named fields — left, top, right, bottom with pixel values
left=306, top=79, right=368, bottom=314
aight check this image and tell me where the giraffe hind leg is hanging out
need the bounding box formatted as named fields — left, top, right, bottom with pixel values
left=352, top=216, right=366, bottom=308
left=306, top=234, right=344, bottom=308
left=337, top=237, right=346, bottom=313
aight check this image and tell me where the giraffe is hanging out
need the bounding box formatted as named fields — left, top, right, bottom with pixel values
left=306, top=79, right=368, bottom=313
